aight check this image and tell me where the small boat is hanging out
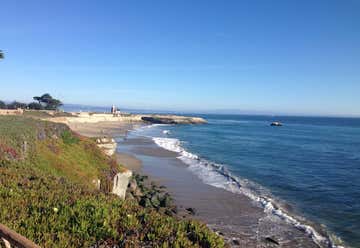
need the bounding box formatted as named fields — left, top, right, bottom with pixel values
left=271, top=122, right=282, bottom=126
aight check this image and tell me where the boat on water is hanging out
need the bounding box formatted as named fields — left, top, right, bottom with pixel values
left=271, top=122, right=282, bottom=126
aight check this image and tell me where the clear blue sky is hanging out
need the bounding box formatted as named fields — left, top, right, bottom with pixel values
left=1, top=0, right=359, bottom=116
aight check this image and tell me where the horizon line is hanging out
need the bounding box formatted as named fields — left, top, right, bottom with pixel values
left=61, top=103, right=360, bottom=119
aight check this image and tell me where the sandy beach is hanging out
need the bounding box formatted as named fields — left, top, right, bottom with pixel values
left=68, top=121, right=138, bottom=138
left=70, top=121, right=321, bottom=248
left=117, top=135, right=320, bottom=248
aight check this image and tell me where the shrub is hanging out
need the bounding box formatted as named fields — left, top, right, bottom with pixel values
left=61, top=130, right=79, bottom=145
left=27, top=102, right=44, bottom=110
left=6, top=101, right=28, bottom=109
left=0, top=100, right=6, bottom=109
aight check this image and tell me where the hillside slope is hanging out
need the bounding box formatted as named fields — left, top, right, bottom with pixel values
left=0, top=116, right=225, bottom=247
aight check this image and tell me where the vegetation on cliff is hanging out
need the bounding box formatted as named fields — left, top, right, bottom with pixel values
left=0, top=116, right=225, bottom=247
left=0, top=93, right=62, bottom=110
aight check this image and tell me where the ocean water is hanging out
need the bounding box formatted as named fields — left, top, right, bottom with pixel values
left=138, top=115, right=360, bottom=248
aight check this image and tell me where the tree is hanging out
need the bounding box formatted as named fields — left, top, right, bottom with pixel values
left=33, top=96, right=42, bottom=105
left=45, top=98, right=62, bottom=110
left=7, top=101, right=27, bottom=109
left=32, top=93, right=62, bottom=110
left=27, top=102, right=44, bottom=110
left=0, top=100, right=6, bottom=109
left=0, top=50, right=4, bottom=59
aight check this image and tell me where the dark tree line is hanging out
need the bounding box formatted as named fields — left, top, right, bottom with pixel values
left=0, top=94, right=62, bottom=110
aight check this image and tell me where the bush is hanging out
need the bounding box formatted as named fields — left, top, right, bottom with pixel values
left=27, top=102, right=44, bottom=110
left=7, top=101, right=28, bottom=109
left=61, top=130, right=80, bottom=145
left=0, top=100, right=6, bottom=109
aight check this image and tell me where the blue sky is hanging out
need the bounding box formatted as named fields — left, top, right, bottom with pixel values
left=0, top=0, right=359, bottom=116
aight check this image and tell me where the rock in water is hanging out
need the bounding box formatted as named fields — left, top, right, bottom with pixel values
left=141, top=116, right=177, bottom=124
left=265, top=237, right=280, bottom=245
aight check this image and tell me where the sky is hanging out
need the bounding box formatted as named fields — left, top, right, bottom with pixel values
left=0, top=0, right=359, bottom=116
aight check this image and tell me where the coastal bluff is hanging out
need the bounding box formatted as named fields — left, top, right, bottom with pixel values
left=48, top=112, right=207, bottom=125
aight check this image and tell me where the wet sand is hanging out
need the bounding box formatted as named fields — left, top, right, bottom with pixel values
left=115, top=152, right=142, bottom=172
left=117, top=136, right=320, bottom=248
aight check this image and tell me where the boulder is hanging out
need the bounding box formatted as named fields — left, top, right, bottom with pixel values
left=159, top=193, right=172, bottom=208
left=139, top=197, right=152, bottom=208
left=125, top=191, right=135, bottom=200
left=128, top=179, right=138, bottom=192
left=185, top=207, right=196, bottom=215
left=150, top=195, right=160, bottom=208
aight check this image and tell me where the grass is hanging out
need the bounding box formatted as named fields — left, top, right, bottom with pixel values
left=0, top=116, right=226, bottom=247
left=23, top=110, right=73, bottom=119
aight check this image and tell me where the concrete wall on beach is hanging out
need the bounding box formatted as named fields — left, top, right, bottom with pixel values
left=112, top=170, right=133, bottom=199
left=48, top=112, right=207, bottom=125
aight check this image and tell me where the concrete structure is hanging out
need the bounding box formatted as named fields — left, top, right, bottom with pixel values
left=49, top=112, right=207, bottom=124
left=112, top=170, right=133, bottom=199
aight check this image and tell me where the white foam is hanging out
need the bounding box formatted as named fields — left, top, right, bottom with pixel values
left=152, top=136, right=345, bottom=248
left=163, top=130, right=171, bottom=135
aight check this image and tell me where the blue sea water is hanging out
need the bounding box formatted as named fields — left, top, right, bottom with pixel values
left=143, top=115, right=360, bottom=247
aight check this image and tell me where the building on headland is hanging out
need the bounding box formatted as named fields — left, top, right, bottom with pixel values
left=111, top=105, right=116, bottom=114
left=111, top=105, right=124, bottom=116
left=0, top=108, right=24, bottom=116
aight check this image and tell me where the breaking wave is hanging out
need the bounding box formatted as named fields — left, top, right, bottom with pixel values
left=152, top=136, right=344, bottom=248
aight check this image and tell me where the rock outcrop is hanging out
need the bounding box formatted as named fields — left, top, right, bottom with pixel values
left=141, top=116, right=176, bottom=124
left=95, top=137, right=117, bottom=156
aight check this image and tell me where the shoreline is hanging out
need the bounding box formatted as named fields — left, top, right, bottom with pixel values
left=68, top=119, right=340, bottom=248
left=116, top=127, right=327, bottom=247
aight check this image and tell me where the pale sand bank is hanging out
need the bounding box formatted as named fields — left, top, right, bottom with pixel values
left=68, top=121, right=137, bottom=138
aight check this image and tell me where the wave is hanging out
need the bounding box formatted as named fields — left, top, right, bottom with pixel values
left=152, top=136, right=345, bottom=248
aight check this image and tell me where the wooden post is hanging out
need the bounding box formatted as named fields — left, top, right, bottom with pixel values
left=0, top=224, right=40, bottom=248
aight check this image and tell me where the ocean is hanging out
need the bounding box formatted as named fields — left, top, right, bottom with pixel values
left=136, top=114, right=360, bottom=247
